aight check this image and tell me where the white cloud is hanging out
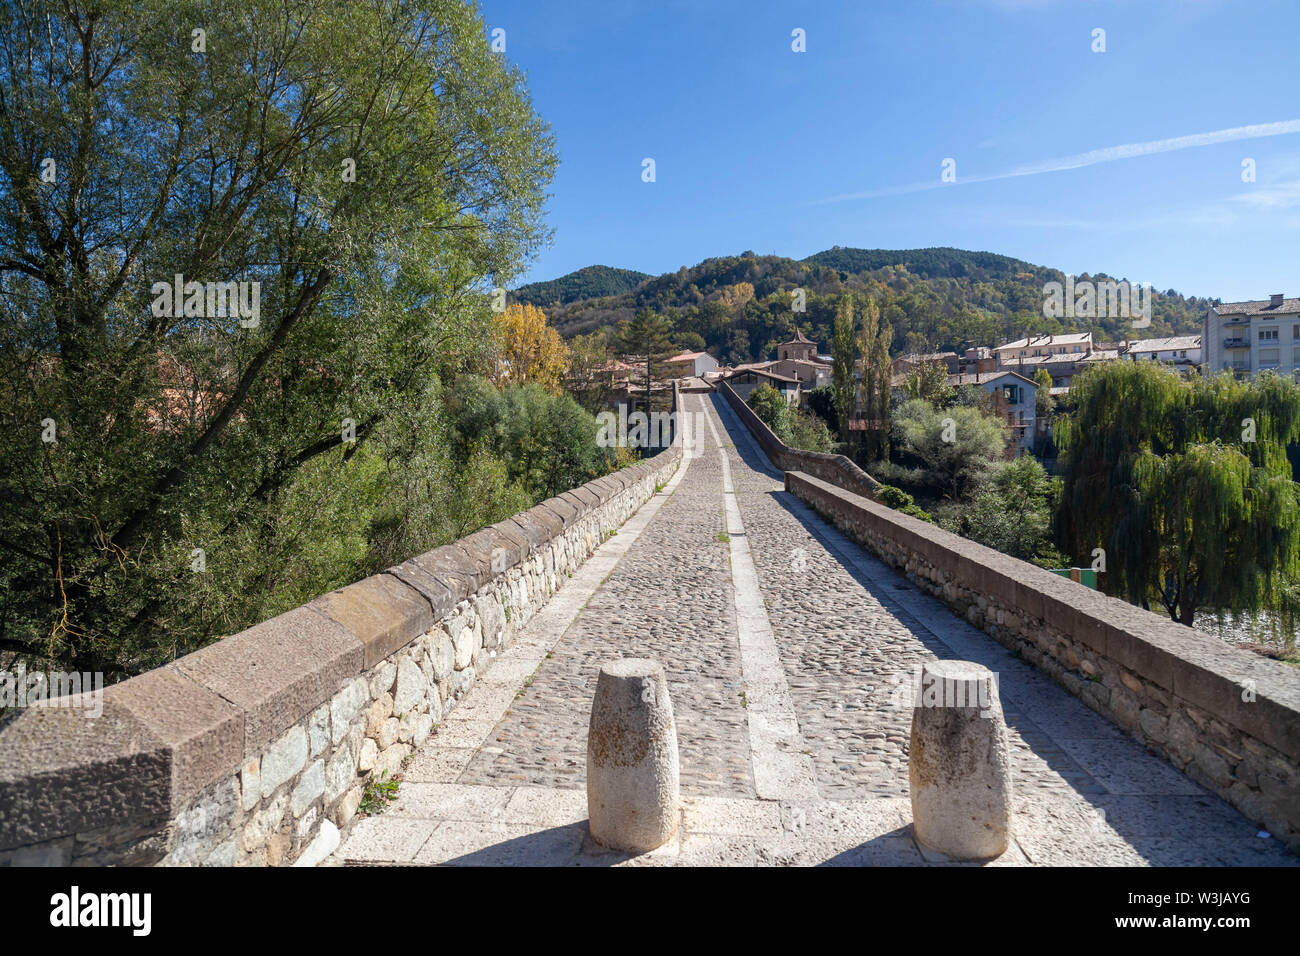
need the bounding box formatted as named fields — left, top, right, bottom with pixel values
left=815, top=119, right=1300, bottom=204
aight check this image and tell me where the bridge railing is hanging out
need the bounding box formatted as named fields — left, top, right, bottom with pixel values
left=717, top=380, right=882, bottom=501
left=0, top=386, right=685, bottom=866
left=786, top=470, right=1300, bottom=852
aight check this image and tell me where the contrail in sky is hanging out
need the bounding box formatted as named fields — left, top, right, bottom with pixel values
left=814, top=118, right=1300, bottom=204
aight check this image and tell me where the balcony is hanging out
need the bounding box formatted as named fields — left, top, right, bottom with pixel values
left=1223, top=337, right=1251, bottom=349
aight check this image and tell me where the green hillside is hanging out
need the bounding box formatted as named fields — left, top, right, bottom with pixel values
left=513, top=264, right=651, bottom=306
left=529, top=247, right=1216, bottom=367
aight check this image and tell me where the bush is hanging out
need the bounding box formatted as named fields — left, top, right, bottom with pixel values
left=876, top=483, right=933, bottom=522
left=936, top=456, right=1063, bottom=564
left=748, top=384, right=833, bottom=452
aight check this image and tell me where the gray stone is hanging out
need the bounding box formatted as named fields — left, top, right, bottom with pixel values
left=369, top=662, right=397, bottom=700
left=239, top=757, right=261, bottom=811
left=325, top=744, right=355, bottom=804
left=587, top=658, right=680, bottom=853
left=203, top=835, right=241, bottom=867
left=373, top=743, right=412, bottom=779
left=261, top=725, right=309, bottom=797
left=909, top=660, right=1011, bottom=860
left=476, top=595, right=506, bottom=651
left=448, top=667, right=475, bottom=701
left=413, top=713, right=435, bottom=747
left=393, top=658, right=425, bottom=715
left=357, top=737, right=378, bottom=772
left=292, top=760, right=326, bottom=817
left=451, top=616, right=476, bottom=670
left=330, top=678, right=369, bottom=746
left=429, top=627, right=455, bottom=680
left=172, top=778, right=240, bottom=863
left=308, top=704, right=331, bottom=757
left=242, top=792, right=289, bottom=852
left=293, top=820, right=339, bottom=867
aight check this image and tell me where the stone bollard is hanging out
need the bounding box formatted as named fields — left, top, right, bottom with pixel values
left=908, top=659, right=1012, bottom=859
left=586, top=658, right=680, bottom=852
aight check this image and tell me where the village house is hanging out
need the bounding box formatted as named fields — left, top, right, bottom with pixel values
left=1120, top=334, right=1202, bottom=370
left=664, top=350, right=719, bottom=379
left=946, top=370, right=1038, bottom=457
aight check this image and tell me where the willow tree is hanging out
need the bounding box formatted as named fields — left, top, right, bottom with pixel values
left=1056, top=362, right=1300, bottom=625
left=0, top=0, right=556, bottom=678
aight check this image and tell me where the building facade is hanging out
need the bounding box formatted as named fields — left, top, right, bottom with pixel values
left=1202, top=294, right=1300, bottom=378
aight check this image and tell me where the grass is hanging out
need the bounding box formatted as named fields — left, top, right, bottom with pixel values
left=716, top=530, right=731, bottom=543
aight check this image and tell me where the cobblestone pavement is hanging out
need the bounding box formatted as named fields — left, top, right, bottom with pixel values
left=334, top=392, right=1298, bottom=867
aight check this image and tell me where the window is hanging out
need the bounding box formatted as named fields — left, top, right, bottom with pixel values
left=1292, top=346, right=1300, bottom=365
left=1292, top=325, right=1299, bottom=339
left=1259, top=348, right=1280, bottom=367
left=1261, top=328, right=1279, bottom=341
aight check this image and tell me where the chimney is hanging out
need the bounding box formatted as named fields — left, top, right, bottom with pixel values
left=1271, top=293, right=1284, bottom=308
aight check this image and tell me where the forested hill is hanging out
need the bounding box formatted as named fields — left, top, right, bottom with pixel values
left=517, top=246, right=1216, bottom=367
left=512, top=264, right=650, bottom=306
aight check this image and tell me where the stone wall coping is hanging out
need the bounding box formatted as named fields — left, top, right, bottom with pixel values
left=718, top=380, right=882, bottom=498
left=0, top=384, right=684, bottom=852
left=786, top=470, right=1300, bottom=765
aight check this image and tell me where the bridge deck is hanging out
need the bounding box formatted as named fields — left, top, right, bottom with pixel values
left=334, top=392, right=1295, bottom=866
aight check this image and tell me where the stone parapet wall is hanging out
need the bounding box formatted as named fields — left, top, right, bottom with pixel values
left=0, top=391, right=683, bottom=866
left=718, top=380, right=882, bottom=501
left=786, top=470, right=1300, bottom=851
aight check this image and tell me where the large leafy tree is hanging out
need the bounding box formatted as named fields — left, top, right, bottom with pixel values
left=0, top=0, right=556, bottom=677
left=493, top=302, right=568, bottom=394
left=1056, top=362, right=1300, bottom=625
left=892, top=398, right=1006, bottom=500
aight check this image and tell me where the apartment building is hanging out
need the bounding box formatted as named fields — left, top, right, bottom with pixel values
left=1203, top=294, right=1300, bottom=378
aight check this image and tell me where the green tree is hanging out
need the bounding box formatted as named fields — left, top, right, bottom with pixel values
left=1033, top=368, right=1054, bottom=423
left=939, top=457, right=1063, bottom=565
left=892, top=398, right=1006, bottom=500
left=615, top=309, right=675, bottom=417
left=903, top=360, right=955, bottom=407
left=0, top=0, right=556, bottom=678
left=857, top=295, right=893, bottom=460
left=748, top=384, right=789, bottom=435
left=831, top=297, right=859, bottom=442
left=1056, top=362, right=1300, bottom=625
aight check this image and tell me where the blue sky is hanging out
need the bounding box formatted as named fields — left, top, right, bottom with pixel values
left=483, top=0, right=1300, bottom=302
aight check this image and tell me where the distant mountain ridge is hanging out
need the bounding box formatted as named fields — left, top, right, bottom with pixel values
left=513, top=246, right=1215, bottom=366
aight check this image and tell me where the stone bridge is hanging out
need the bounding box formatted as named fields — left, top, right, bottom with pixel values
left=2, top=389, right=1297, bottom=867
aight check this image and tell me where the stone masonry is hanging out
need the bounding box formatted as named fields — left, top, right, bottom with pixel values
left=0, top=391, right=684, bottom=866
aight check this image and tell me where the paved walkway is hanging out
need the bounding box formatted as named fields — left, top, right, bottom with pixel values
left=334, top=392, right=1296, bottom=866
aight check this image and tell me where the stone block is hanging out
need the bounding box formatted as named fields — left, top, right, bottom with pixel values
left=393, top=659, right=425, bottom=715
left=173, top=605, right=363, bottom=755
left=587, top=659, right=680, bottom=853
left=909, top=660, right=1011, bottom=860
left=261, top=725, right=309, bottom=797
left=292, top=760, right=325, bottom=817
left=309, top=573, right=433, bottom=669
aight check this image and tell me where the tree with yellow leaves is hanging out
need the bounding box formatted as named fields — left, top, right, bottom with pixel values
left=493, top=303, right=569, bottom=394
